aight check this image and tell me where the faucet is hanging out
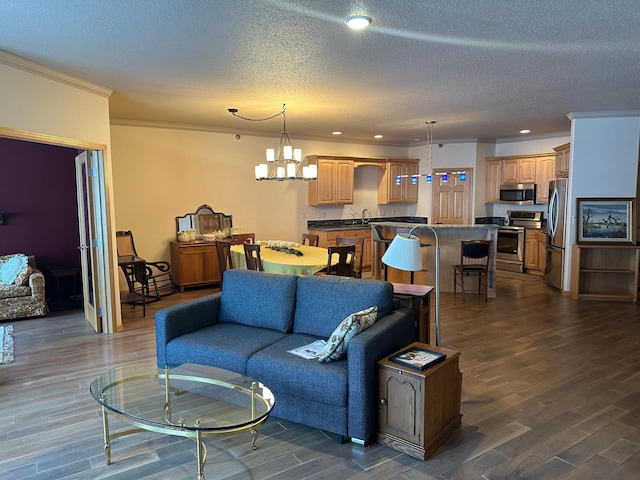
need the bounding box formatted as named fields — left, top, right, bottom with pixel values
left=362, top=208, right=373, bottom=225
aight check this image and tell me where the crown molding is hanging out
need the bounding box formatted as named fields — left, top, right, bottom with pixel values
left=0, top=49, right=112, bottom=98
left=109, top=118, right=409, bottom=147
left=568, top=110, right=640, bottom=120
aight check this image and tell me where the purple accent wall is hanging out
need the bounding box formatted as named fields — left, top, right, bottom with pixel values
left=0, top=138, right=80, bottom=272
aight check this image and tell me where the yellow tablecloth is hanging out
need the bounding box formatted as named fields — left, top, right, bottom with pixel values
left=230, top=244, right=330, bottom=275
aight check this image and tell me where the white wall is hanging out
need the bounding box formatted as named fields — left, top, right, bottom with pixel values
left=110, top=124, right=408, bottom=261
left=566, top=114, right=640, bottom=266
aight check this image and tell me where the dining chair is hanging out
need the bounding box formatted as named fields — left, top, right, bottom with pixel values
left=336, top=236, right=364, bottom=278
left=215, top=240, right=234, bottom=287
left=231, top=233, right=255, bottom=245
left=243, top=243, right=264, bottom=271
left=301, top=233, right=319, bottom=247
left=324, top=244, right=357, bottom=277
left=115, top=230, right=174, bottom=297
left=452, top=239, right=491, bottom=301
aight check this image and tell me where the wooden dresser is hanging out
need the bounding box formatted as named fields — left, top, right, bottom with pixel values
left=170, top=241, right=221, bottom=292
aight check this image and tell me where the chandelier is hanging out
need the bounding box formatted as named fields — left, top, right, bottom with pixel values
left=228, top=104, right=317, bottom=181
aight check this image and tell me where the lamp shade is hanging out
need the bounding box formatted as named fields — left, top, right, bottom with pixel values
left=381, top=233, right=423, bottom=272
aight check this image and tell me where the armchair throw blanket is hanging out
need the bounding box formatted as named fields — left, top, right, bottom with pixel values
left=155, top=269, right=415, bottom=444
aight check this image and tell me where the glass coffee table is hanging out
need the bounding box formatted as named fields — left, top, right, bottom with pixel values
left=90, top=363, right=275, bottom=480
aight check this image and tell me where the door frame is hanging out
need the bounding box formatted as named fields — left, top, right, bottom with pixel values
left=0, top=126, right=121, bottom=333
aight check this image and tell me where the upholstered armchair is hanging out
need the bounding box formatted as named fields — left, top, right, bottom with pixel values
left=0, top=254, right=47, bottom=321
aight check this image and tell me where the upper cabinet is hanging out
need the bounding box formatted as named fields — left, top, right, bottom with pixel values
left=378, top=159, right=419, bottom=204
left=535, top=156, right=556, bottom=203
left=307, top=156, right=355, bottom=205
left=306, top=155, right=419, bottom=206
left=501, top=157, right=536, bottom=184
left=553, top=143, right=570, bottom=178
left=486, top=153, right=555, bottom=204
left=485, top=159, right=502, bottom=203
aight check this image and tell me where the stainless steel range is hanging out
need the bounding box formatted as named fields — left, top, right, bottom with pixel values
left=496, top=210, right=543, bottom=273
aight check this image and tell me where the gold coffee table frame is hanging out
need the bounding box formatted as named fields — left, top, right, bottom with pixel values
left=90, top=364, right=275, bottom=480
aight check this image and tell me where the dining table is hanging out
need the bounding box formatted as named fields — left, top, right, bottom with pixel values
left=230, top=244, right=333, bottom=275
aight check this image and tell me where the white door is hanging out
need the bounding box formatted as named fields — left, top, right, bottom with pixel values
left=75, top=151, right=106, bottom=332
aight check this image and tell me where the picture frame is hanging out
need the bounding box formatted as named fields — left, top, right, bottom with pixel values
left=389, top=346, right=446, bottom=370
left=576, top=198, right=635, bottom=244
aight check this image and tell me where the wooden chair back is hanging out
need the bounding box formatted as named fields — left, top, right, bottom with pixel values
left=215, top=240, right=234, bottom=286
left=325, top=244, right=356, bottom=277
left=243, top=243, right=263, bottom=271
left=301, top=233, right=319, bottom=247
left=336, top=236, right=364, bottom=277
left=232, top=233, right=255, bottom=245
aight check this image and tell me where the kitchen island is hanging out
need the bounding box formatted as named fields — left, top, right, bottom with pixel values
left=371, top=222, right=499, bottom=297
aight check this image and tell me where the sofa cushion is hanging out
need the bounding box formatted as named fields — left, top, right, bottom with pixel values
left=246, top=334, right=349, bottom=407
left=218, top=270, right=297, bottom=333
left=293, top=275, right=393, bottom=338
left=0, top=254, right=29, bottom=285
left=0, top=285, right=32, bottom=299
left=318, top=306, right=378, bottom=362
left=165, top=322, right=287, bottom=373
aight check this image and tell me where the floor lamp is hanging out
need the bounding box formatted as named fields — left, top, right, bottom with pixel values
left=381, top=226, right=441, bottom=346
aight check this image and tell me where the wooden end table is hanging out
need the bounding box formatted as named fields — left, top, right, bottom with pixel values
left=377, top=342, right=462, bottom=460
left=391, top=283, right=434, bottom=344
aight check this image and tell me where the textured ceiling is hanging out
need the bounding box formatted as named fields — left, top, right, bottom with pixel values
left=1, top=0, right=639, bottom=145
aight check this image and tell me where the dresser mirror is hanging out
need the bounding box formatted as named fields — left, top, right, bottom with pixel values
left=175, top=205, right=233, bottom=237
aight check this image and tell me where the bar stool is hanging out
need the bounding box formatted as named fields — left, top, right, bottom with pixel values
left=371, top=225, right=393, bottom=280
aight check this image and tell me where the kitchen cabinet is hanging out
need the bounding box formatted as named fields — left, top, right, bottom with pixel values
left=535, top=156, right=556, bottom=203
left=501, top=157, right=536, bottom=184
left=307, top=156, right=354, bottom=205
left=308, top=227, right=372, bottom=272
left=378, top=160, right=419, bottom=204
left=377, top=343, right=462, bottom=460
left=570, top=244, right=640, bottom=301
left=524, top=229, right=547, bottom=275
left=554, top=143, right=570, bottom=178
left=170, top=241, right=221, bottom=292
left=485, top=158, right=502, bottom=203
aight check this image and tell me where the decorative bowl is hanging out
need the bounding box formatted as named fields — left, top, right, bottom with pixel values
left=202, top=233, right=216, bottom=242
left=177, top=231, right=191, bottom=242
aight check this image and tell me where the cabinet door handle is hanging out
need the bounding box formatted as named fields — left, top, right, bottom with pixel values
left=380, top=398, right=387, bottom=405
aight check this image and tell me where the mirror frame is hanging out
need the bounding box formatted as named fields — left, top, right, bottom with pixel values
left=175, top=204, right=233, bottom=239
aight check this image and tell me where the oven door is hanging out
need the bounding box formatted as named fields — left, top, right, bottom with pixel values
left=496, top=227, right=524, bottom=272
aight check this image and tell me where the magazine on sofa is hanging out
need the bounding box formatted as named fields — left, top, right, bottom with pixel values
left=288, top=340, right=327, bottom=359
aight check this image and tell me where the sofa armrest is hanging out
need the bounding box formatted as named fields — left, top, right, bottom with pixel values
left=28, top=270, right=46, bottom=300
left=155, top=293, right=222, bottom=367
left=345, top=307, right=415, bottom=442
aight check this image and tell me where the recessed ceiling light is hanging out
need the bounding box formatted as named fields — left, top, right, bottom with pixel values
left=332, top=131, right=342, bottom=135
left=374, top=134, right=383, bottom=139
left=520, top=129, right=531, bottom=134
left=344, top=15, right=372, bottom=30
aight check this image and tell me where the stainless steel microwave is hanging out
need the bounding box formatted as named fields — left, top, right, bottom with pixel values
left=499, top=183, right=536, bottom=204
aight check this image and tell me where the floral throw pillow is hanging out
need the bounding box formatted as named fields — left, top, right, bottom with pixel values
left=317, top=306, right=378, bottom=362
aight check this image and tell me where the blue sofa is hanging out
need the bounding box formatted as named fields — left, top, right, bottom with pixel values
left=155, top=269, right=415, bottom=443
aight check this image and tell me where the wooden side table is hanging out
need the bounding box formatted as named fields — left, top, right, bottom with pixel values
left=377, top=343, right=462, bottom=460
left=391, top=283, right=434, bottom=344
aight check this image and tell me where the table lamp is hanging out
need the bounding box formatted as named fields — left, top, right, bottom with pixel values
left=382, top=226, right=441, bottom=346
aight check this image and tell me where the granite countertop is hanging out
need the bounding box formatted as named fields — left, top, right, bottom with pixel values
left=307, top=216, right=428, bottom=231
left=372, top=221, right=499, bottom=229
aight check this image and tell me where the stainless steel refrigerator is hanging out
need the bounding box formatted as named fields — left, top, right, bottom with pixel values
left=545, top=179, right=568, bottom=290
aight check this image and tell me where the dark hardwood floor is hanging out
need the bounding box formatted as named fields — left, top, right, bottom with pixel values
left=1, top=273, right=639, bottom=479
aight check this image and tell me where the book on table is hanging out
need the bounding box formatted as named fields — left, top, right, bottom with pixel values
left=389, top=346, right=446, bottom=370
